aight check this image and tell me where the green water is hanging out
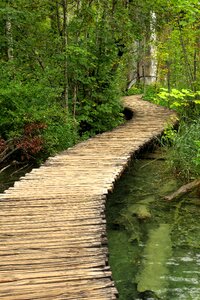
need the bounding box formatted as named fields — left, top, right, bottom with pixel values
left=106, top=151, right=200, bottom=300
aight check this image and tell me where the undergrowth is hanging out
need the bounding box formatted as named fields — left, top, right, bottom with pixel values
left=127, top=84, right=200, bottom=181
left=164, top=120, right=200, bottom=180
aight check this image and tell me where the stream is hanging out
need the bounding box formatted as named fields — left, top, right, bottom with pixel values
left=106, top=149, right=200, bottom=300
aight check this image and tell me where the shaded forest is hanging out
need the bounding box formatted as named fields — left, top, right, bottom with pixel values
left=0, top=0, right=199, bottom=178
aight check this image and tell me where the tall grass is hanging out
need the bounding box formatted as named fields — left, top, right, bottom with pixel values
left=166, top=119, right=200, bottom=180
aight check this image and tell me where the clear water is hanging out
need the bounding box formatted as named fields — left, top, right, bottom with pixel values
left=106, top=151, right=200, bottom=300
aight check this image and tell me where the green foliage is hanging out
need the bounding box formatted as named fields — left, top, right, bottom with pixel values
left=142, top=84, right=159, bottom=102
left=42, top=114, right=78, bottom=157
left=142, top=85, right=200, bottom=180
left=76, top=94, right=124, bottom=138
left=152, top=88, right=200, bottom=116
left=0, top=78, right=77, bottom=161
left=161, top=124, right=178, bottom=144
left=166, top=119, right=200, bottom=179
left=125, top=85, right=143, bottom=96
left=145, top=0, right=200, bottom=92
left=126, top=84, right=159, bottom=100
left=0, top=0, right=198, bottom=170
left=0, top=0, right=135, bottom=163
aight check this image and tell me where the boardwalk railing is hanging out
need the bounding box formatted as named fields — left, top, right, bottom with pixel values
left=0, top=95, right=176, bottom=299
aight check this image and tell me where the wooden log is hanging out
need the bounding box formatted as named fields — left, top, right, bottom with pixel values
left=164, top=179, right=200, bottom=201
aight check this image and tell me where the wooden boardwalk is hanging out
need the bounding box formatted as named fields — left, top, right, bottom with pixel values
left=0, top=96, right=176, bottom=299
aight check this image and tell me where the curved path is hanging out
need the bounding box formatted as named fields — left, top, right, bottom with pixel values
left=0, top=96, right=176, bottom=299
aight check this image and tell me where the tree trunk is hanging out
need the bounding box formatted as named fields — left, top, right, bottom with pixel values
left=73, top=84, right=78, bottom=119
left=6, top=16, right=14, bottom=61
left=167, top=60, right=171, bottom=93
left=56, top=1, right=62, bottom=36
left=179, top=26, right=194, bottom=90
left=137, top=12, right=157, bottom=86
left=148, top=11, right=157, bottom=84
left=62, top=0, right=69, bottom=110
left=194, top=49, right=197, bottom=91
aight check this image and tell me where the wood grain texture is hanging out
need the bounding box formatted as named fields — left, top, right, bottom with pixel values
left=0, top=95, right=176, bottom=299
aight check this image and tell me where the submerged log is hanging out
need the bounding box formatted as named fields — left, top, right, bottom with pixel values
left=164, top=179, right=200, bottom=201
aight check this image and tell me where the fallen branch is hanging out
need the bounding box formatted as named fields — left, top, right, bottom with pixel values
left=0, top=160, right=27, bottom=174
left=164, top=179, right=200, bottom=201
left=0, top=148, right=18, bottom=164
left=0, top=164, right=12, bottom=174
left=10, top=163, right=30, bottom=177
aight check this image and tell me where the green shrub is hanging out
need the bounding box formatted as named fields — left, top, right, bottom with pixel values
left=126, top=85, right=143, bottom=96
left=166, top=119, right=200, bottom=180
left=153, top=88, right=200, bottom=117
left=76, top=76, right=124, bottom=137
left=0, top=79, right=78, bottom=162
left=142, top=84, right=159, bottom=102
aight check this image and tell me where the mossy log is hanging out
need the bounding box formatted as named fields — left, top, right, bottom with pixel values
left=164, top=179, right=200, bottom=201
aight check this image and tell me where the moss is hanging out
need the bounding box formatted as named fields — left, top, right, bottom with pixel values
left=128, top=204, right=151, bottom=219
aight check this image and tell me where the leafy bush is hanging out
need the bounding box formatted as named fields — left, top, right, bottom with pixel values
left=76, top=74, right=124, bottom=137
left=142, top=84, right=159, bottom=102
left=0, top=79, right=78, bottom=163
left=126, top=85, right=143, bottom=96
left=77, top=96, right=124, bottom=138
left=126, top=84, right=158, bottom=99
left=154, top=88, right=200, bottom=116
